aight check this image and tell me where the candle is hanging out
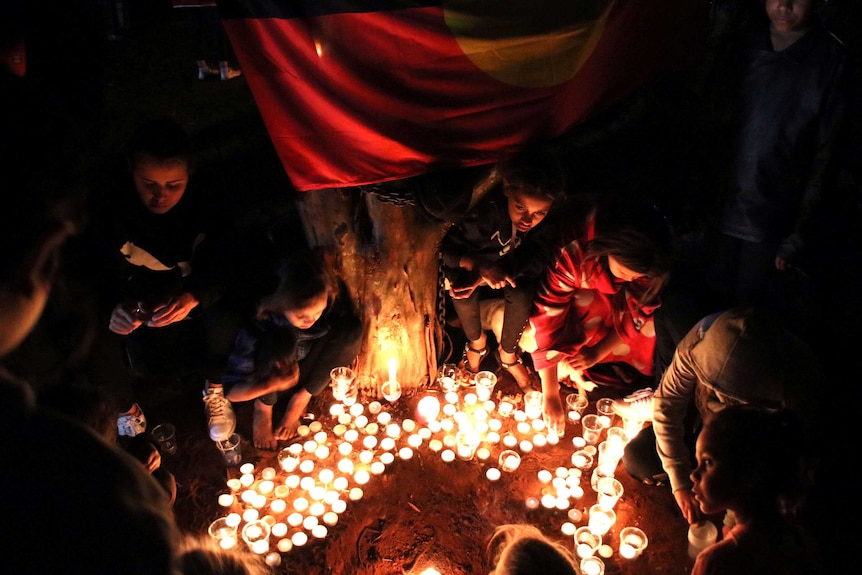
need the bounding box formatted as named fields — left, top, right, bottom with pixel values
left=287, top=512, right=303, bottom=527
left=354, top=470, right=370, bottom=485
left=399, top=447, right=414, bottom=460
left=363, top=435, right=378, bottom=449
left=323, top=511, right=339, bottom=526
left=388, top=358, right=398, bottom=384
left=525, top=497, right=540, bottom=510
left=368, top=401, right=382, bottom=415
left=619, top=526, right=648, bottom=559
left=537, top=469, right=553, bottom=483
left=218, top=493, right=235, bottom=507
left=486, top=468, right=501, bottom=481
left=580, top=556, right=605, bottom=575
left=277, top=539, right=292, bottom=553
left=265, top=553, right=281, bottom=567
left=441, top=449, right=455, bottom=462
left=349, top=487, right=364, bottom=501
left=416, top=396, right=441, bottom=423
left=291, top=531, right=308, bottom=547
left=402, top=419, right=417, bottom=433
left=587, top=504, right=616, bottom=536
left=270, top=499, right=286, bottom=514
left=499, top=450, right=521, bottom=472
left=332, top=476, right=349, bottom=491
left=370, top=461, right=385, bottom=475
left=332, top=499, right=348, bottom=514
left=240, top=463, right=255, bottom=475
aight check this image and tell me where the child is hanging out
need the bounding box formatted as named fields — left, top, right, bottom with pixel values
left=219, top=249, right=362, bottom=449
left=527, top=194, right=674, bottom=435
left=690, top=405, right=819, bottom=575
left=487, top=524, right=579, bottom=575
left=438, top=151, right=565, bottom=391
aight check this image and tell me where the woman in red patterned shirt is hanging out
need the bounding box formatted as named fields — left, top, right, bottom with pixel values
left=526, top=195, right=674, bottom=435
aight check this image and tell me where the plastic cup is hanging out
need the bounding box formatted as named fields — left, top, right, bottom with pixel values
left=581, top=414, right=603, bottom=445
left=474, top=370, right=497, bottom=401
left=151, top=422, right=177, bottom=455
left=216, top=433, right=242, bottom=466
left=437, top=363, right=459, bottom=392
left=687, top=521, right=718, bottom=559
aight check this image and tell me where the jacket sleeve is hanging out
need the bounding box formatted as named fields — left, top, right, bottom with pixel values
left=219, top=323, right=262, bottom=391
left=653, top=318, right=706, bottom=493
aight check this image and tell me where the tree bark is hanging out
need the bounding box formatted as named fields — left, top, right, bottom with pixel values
left=296, top=187, right=447, bottom=396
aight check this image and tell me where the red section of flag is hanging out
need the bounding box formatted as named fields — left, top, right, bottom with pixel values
left=224, top=2, right=704, bottom=191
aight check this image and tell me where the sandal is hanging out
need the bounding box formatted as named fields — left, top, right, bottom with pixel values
left=461, top=342, right=488, bottom=375
left=495, top=349, right=539, bottom=392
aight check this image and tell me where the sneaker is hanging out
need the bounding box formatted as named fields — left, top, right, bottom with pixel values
left=203, top=383, right=236, bottom=442
left=118, top=403, right=147, bottom=437
left=611, top=388, right=655, bottom=421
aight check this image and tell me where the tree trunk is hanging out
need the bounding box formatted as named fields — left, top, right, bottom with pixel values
left=296, top=187, right=447, bottom=396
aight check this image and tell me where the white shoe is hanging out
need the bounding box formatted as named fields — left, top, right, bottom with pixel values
left=611, top=388, right=655, bottom=421
left=118, top=403, right=147, bottom=437
left=203, top=383, right=236, bottom=442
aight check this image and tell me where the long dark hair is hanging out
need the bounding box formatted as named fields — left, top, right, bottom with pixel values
left=584, top=195, right=674, bottom=305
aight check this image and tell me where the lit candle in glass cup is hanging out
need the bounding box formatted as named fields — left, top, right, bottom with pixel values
left=437, top=363, right=459, bottom=392
left=587, top=504, right=616, bottom=536
left=574, top=526, right=602, bottom=558
left=619, top=526, right=649, bottom=559
left=330, top=366, right=356, bottom=402
left=474, top=371, right=497, bottom=402
left=208, top=517, right=238, bottom=549
left=241, top=519, right=271, bottom=554
left=580, top=556, right=605, bottom=575
left=595, top=477, right=624, bottom=510
left=499, top=449, right=521, bottom=472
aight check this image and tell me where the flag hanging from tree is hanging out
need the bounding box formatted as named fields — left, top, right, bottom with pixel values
left=220, top=0, right=705, bottom=191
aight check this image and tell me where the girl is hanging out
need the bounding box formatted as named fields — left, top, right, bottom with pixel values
left=690, top=405, right=818, bottom=575
left=220, top=250, right=362, bottom=449
left=527, top=194, right=674, bottom=434
left=487, top=524, right=579, bottom=575
left=439, top=152, right=565, bottom=391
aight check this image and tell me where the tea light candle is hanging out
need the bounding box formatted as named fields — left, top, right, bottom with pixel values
left=380, top=437, right=396, bottom=451
left=354, top=415, right=368, bottom=429
left=587, top=504, right=616, bottom=536
left=486, top=468, right=501, bottom=481
left=354, top=469, right=370, bottom=485
left=418, top=427, right=432, bottom=440
left=240, top=473, right=255, bottom=487
left=363, top=435, right=378, bottom=449
left=240, top=463, right=255, bottom=475
left=287, top=512, right=303, bottom=527
left=349, top=403, right=364, bottom=417
left=242, top=509, right=260, bottom=522
left=226, top=478, right=241, bottom=491
left=297, top=425, right=310, bottom=438
left=402, top=418, right=417, bottom=433
left=332, top=476, right=349, bottom=491
left=338, top=442, right=353, bottom=456
left=308, top=502, right=326, bottom=517
left=533, top=434, right=547, bottom=448
left=429, top=439, right=443, bottom=452
left=386, top=423, right=401, bottom=438
left=516, top=422, right=531, bottom=434
left=258, top=480, right=274, bottom=495
left=377, top=411, right=392, bottom=425
left=519, top=440, right=533, bottom=453
left=270, top=499, right=286, bottom=514
left=379, top=452, right=395, bottom=465
left=359, top=450, right=374, bottom=464
left=344, top=429, right=360, bottom=443
left=288, top=443, right=303, bottom=455
left=277, top=538, right=292, bottom=553
left=323, top=511, right=339, bottom=526
left=370, top=461, right=385, bottom=475
left=498, top=401, right=514, bottom=417
left=303, top=440, right=317, bottom=453
left=572, top=436, right=586, bottom=449
left=441, top=449, right=456, bottom=462
left=218, top=493, right=235, bottom=507
left=503, top=434, right=518, bottom=448
left=525, top=497, right=540, bottom=510
left=486, top=431, right=501, bottom=444
left=440, top=418, right=455, bottom=432
left=299, top=459, right=315, bottom=474
left=416, top=396, right=441, bottom=423
left=349, top=487, right=364, bottom=501
left=538, top=469, right=553, bottom=483
left=442, top=403, right=457, bottom=417
left=445, top=391, right=459, bottom=404
left=308, top=486, right=326, bottom=501
left=338, top=413, right=352, bottom=425
left=399, top=447, right=414, bottom=460
left=580, top=556, right=605, bottom=575
left=285, top=474, right=300, bottom=488
left=476, top=447, right=491, bottom=460
left=368, top=401, right=382, bottom=414
left=291, top=531, right=309, bottom=547
left=293, top=497, right=309, bottom=512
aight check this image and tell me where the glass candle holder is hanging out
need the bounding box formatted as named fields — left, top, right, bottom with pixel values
left=437, top=363, right=459, bottom=392
left=574, top=526, right=602, bottom=558
left=619, top=526, right=649, bottom=559
left=475, top=370, right=498, bottom=402
left=580, top=556, right=605, bottom=575
left=587, top=504, right=616, bottom=536
left=455, top=430, right=481, bottom=461
left=499, top=449, right=521, bottom=472
left=595, top=476, right=624, bottom=510
left=581, top=414, right=603, bottom=445
left=208, top=517, right=238, bottom=549
left=523, top=390, right=543, bottom=420
left=241, top=519, right=271, bottom=554
left=566, top=393, right=589, bottom=420
left=381, top=380, right=402, bottom=402
left=330, top=366, right=356, bottom=402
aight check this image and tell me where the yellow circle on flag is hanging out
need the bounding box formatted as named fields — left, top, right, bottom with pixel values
left=443, top=0, right=613, bottom=88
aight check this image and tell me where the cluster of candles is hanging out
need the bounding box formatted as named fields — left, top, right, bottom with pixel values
left=206, top=361, right=650, bottom=572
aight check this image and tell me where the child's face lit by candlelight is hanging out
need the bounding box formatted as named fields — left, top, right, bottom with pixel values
left=283, top=292, right=328, bottom=329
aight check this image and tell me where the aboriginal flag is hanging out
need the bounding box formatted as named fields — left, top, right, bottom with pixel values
left=220, top=1, right=705, bottom=191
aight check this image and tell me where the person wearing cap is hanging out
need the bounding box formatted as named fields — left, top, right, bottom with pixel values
left=624, top=306, right=823, bottom=524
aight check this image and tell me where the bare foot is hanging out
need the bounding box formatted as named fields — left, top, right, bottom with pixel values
left=253, top=401, right=278, bottom=450
left=274, top=389, right=312, bottom=441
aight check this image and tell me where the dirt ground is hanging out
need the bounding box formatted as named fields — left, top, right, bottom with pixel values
left=144, top=371, right=698, bottom=575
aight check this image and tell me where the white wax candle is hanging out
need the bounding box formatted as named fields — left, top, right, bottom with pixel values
left=486, top=467, right=501, bottom=481
left=388, top=358, right=398, bottom=384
